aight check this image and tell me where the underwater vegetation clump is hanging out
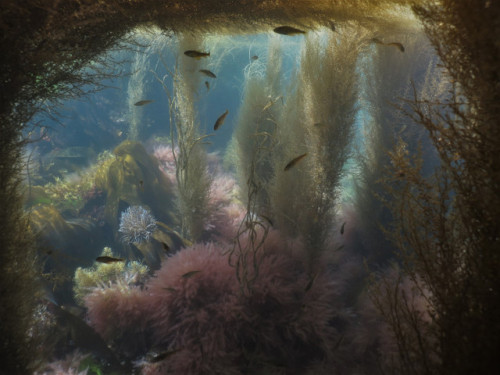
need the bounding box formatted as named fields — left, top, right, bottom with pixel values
left=25, top=150, right=114, bottom=215
left=95, top=140, right=176, bottom=231
left=118, top=206, right=158, bottom=244
left=230, top=35, right=283, bottom=213
left=352, top=30, right=442, bottom=265
left=153, top=35, right=214, bottom=242
left=33, top=351, right=91, bottom=375
left=84, top=234, right=358, bottom=374
left=269, top=27, right=364, bottom=270
left=0, top=1, right=499, bottom=374
left=368, top=2, right=500, bottom=374
left=73, top=247, right=149, bottom=304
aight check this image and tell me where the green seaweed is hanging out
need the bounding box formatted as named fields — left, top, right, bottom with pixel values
left=73, top=247, right=149, bottom=304
left=95, top=140, right=177, bottom=232
left=78, top=356, right=103, bottom=375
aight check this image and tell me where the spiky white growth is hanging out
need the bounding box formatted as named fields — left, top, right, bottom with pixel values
left=118, top=205, right=157, bottom=244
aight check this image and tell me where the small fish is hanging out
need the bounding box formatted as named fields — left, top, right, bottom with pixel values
left=313, top=122, right=324, bottom=127
left=251, top=55, right=258, bottom=60
left=182, top=270, right=201, bottom=279
left=184, top=50, right=210, bottom=59
left=199, top=69, right=216, bottom=78
left=328, top=21, right=336, bottom=32
left=95, top=256, right=124, bottom=264
left=262, top=95, right=282, bottom=112
left=161, top=242, right=170, bottom=252
left=335, top=244, right=345, bottom=252
left=163, top=287, right=177, bottom=293
left=305, top=273, right=318, bottom=292
left=205, top=81, right=210, bottom=91
left=370, top=38, right=405, bottom=53
left=274, top=26, right=306, bottom=36
left=139, top=180, right=144, bottom=191
left=149, top=348, right=183, bottom=363
left=340, top=222, right=346, bottom=235
left=214, top=109, right=229, bottom=131
left=284, top=153, right=308, bottom=171
left=387, top=42, right=405, bottom=52
left=134, top=100, right=154, bottom=106
left=261, top=215, right=274, bottom=227
left=262, top=100, right=274, bottom=112
left=333, top=335, right=344, bottom=350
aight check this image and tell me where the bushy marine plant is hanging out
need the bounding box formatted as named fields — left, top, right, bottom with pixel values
left=153, top=35, right=213, bottom=242
left=95, top=140, right=176, bottom=232
left=353, top=31, right=442, bottom=266
left=371, top=2, right=500, bottom=373
left=118, top=205, right=158, bottom=244
left=74, top=246, right=149, bottom=304
left=85, top=233, right=351, bottom=374
left=269, top=27, right=364, bottom=270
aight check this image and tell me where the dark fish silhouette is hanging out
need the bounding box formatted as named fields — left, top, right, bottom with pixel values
left=340, top=222, right=346, bottom=235
left=274, top=26, right=306, bottom=36
left=262, top=95, right=282, bottom=112
left=284, top=153, right=308, bottom=171
left=305, top=273, right=318, bottom=292
left=261, top=215, right=274, bottom=227
left=182, top=270, right=201, bottom=279
left=333, top=335, right=344, bottom=350
left=134, top=100, right=154, bottom=106
left=214, top=109, right=229, bottom=131
left=95, top=256, right=124, bottom=264
left=335, top=244, right=345, bottom=252
left=149, top=348, right=183, bottom=363
left=199, top=69, right=216, bottom=78
left=251, top=55, right=258, bottom=60
left=370, top=38, right=405, bottom=53
left=184, top=50, right=210, bottom=59
left=387, top=42, right=405, bottom=52
left=205, top=81, right=210, bottom=91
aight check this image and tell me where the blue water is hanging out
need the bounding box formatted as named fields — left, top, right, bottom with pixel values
left=26, top=32, right=307, bottom=164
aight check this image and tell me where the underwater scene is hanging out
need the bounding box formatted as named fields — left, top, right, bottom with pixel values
left=23, top=25, right=437, bottom=374
left=3, top=2, right=499, bottom=375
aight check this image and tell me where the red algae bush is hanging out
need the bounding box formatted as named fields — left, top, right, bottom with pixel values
left=84, top=231, right=353, bottom=374
left=84, top=281, right=153, bottom=357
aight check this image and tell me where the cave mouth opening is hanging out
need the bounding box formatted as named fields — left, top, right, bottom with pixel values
left=7, top=2, right=500, bottom=375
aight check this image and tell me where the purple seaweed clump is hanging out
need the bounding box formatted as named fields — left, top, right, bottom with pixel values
left=85, top=282, right=152, bottom=357
left=118, top=205, right=157, bottom=244
left=85, top=230, right=353, bottom=374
